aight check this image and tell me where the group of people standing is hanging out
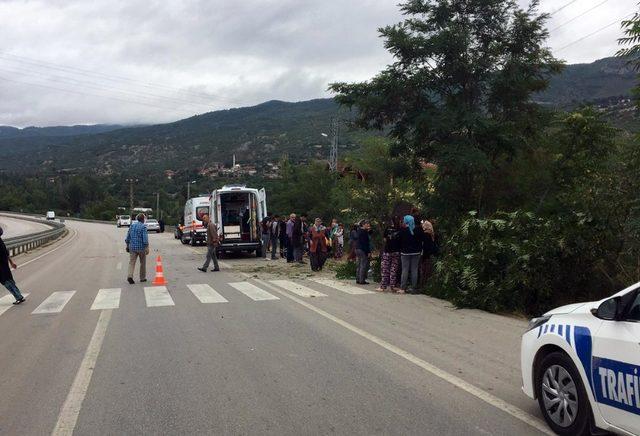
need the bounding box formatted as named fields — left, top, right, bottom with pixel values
left=347, top=213, right=438, bottom=293
left=259, top=210, right=438, bottom=294
left=378, top=215, right=438, bottom=294
left=260, top=214, right=345, bottom=272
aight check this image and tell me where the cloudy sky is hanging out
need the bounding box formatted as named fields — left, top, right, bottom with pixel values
left=0, top=0, right=636, bottom=127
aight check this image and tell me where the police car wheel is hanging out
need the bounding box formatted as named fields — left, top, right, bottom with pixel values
left=536, top=351, right=592, bottom=435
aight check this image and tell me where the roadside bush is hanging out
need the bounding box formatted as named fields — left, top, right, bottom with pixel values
left=429, top=211, right=618, bottom=315
left=335, top=260, right=357, bottom=280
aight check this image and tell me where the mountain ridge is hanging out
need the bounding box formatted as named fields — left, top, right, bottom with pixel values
left=0, top=57, right=636, bottom=175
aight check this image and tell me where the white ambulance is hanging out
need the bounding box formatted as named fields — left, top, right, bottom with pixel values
left=210, top=185, right=266, bottom=256
left=521, top=282, right=640, bottom=435
left=181, top=196, right=210, bottom=246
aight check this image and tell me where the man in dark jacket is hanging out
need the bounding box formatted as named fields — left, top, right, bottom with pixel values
left=0, top=226, right=26, bottom=304
left=278, top=216, right=287, bottom=258
left=356, top=220, right=372, bottom=285
left=292, top=216, right=303, bottom=263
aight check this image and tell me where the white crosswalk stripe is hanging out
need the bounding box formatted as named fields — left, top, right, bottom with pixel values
left=229, top=282, right=279, bottom=301
left=144, top=286, right=175, bottom=307
left=0, top=279, right=379, bottom=319
left=270, top=280, right=327, bottom=298
left=187, top=284, right=228, bottom=304
left=308, top=278, right=375, bottom=295
left=0, top=293, right=29, bottom=317
left=91, top=288, right=121, bottom=310
left=32, top=291, right=76, bottom=314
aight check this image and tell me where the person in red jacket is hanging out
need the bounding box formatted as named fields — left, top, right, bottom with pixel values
left=309, top=218, right=328, bottom=271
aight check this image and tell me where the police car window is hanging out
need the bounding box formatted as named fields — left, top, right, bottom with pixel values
left=627, top=293, right=640, bottom=322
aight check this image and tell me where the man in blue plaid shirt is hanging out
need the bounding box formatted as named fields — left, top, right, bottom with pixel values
left=125, top=214, right=149, bottom=284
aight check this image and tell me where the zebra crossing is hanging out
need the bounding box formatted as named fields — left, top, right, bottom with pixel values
left=0, top=279, right=377, bottom=318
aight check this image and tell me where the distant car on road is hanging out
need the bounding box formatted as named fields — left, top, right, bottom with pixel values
left=145, top=219, right=161, bottom=233
left=521, top=282, right=640, bottom=435
left=46, top=211, right=55, bottom=220
left=116, top=215, right=131, bottom=227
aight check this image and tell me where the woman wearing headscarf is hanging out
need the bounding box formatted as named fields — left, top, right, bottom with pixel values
left=0, top=226, right=26, bottom=304
left=419, top=219, right=438, bottom=288
left=398, top=215, right=425, bottom=294
left=309, top=218, right=328, bottom=271
left=377, top=216, right=401, bottom=292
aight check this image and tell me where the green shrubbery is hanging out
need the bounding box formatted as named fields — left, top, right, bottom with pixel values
left=429, top=211, right=624, bottom=315
left=335, top=260, right=357, bottom=280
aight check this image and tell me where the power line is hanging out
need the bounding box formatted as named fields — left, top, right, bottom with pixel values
left=556, top=11, right=635, bottom=52
left=550, top=0, right=579, bottom=16
left=549, top=0, right=610, bottom=32
left=0, top=51, right=244, bottom=105
left=0, top=74, right=198, bottom=114
left=0, top=65, right=215, bottom=111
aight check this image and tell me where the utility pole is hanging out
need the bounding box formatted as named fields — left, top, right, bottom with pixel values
left=321, top=118, right=339, bottom=172
left=187, top=180, right=196, bottom=199
left=155, top=192, right=160, bottom=217
left=125, top=178, right=138, bottom=211
left=329, top=117, right=339, bottom=172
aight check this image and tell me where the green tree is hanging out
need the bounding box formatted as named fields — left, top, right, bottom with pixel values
left=330, top=0, right=562, bottom=218
left=333, top=138, right=417, bottom=231
left=618, top=8, right=640, bottom=104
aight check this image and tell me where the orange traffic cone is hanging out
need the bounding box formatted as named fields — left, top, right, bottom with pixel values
left=152, top=256, right=167, bottom=286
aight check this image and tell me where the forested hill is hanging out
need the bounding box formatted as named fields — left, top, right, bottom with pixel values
left=0, top=57, right=636, bottom=175
left=537, top=56, right=636, bottom=108
left=0, top=124, right=124, bottom=139
left=0, top=99, right=350, bottom=174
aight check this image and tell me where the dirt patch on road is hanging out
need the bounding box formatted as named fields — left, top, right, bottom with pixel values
left=228, top=256, right=345, bottom=281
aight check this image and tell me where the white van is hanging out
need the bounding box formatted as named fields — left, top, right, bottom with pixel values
left=46, top=211, right=55, bottom=220
left=211, top=185, right=266, bottom=256
left=181, top=196, right=211, bottom=246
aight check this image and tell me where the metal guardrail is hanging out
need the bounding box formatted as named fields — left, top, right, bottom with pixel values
left=1, top=214, right=67, bottom=257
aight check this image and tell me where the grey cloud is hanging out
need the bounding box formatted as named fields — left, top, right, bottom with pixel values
left=0, top=0, right=636, bottom=127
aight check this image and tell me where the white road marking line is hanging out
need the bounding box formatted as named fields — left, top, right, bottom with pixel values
left=16, top=228, right=78, bottom=269
left=218, top=261, right=232, bottom=269
left=254, top=279, right=553, bottom=436
left=270, top=280, right=327, bottom=298
left=91, top=289, right=121, bottom=310
left=308, top=278, right=375, bottom=295
left=187, top=284, right=228, bottom=304
left=144, top=286, right=175, bottom=307
left=0, top=293, right=30, bottom=317
left=116, top=262, right=122, bottom=270
left=32, top=291, right=76, bottom=314
left=52, top=309, right=112, bottom=436
left=229, top=282, right=279, bottom=301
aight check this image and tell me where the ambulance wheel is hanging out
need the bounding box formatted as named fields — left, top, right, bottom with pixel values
left=190, top=235, right=197, bottom=246
left=535, top=351, right=592, bottom=436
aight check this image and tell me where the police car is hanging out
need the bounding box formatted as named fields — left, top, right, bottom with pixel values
left=521, top=282, right=640, bottom=435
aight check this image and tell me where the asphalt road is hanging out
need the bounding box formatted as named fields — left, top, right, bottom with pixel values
left=0, top=219, right=550, bottom=436
left=0, top=215, right=51, bottom=238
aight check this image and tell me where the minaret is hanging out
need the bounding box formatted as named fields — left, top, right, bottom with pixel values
left=233, top=154, right=236, bottom=167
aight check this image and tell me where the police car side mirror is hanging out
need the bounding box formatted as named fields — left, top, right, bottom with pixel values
left=592, top=297, right=622, bottom=321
